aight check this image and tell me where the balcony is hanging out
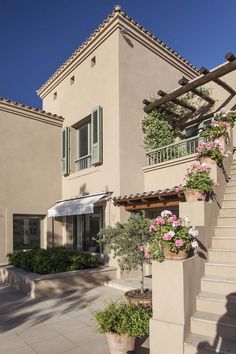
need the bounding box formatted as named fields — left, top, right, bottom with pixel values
left=75, top=154, right=92, bottom=171
left=146, top=136, right=203, bottom=166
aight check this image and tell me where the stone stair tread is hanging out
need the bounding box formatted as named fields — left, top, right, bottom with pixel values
left=198, top=292, right=236, bottom=304
left=210, top=248, right=236, bottom=253
left=206, top=261, right=236, bottom=266
left=193, top=311, right=236, bottom=327
left=186, top=333, right=236, bottom=353
left=203, top=274, right=236, bottom=284
left=212, top=237, right=236, bottom=240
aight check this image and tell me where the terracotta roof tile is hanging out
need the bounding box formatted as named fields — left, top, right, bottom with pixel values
left=112, top=187, right=182, bottom=202
left=37, top=5, right=198, bottom=95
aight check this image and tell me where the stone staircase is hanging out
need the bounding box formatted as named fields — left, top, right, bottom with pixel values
left=185, top=160, right=236, bottom=354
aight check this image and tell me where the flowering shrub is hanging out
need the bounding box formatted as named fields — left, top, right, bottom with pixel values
left=182, top=161, right=215, bottom=199
left=140, top=210, right=199, bottom=261
left=196, top=139, right=231, bottom=161
left=213, top=109, right=236, bottom=128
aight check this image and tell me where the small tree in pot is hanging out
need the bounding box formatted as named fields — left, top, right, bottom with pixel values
left=96, top=213, right=152, bottom=305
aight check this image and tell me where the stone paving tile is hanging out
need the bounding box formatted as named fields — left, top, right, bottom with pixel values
left=46, top=317, right=88, bottom=334
left=0, top=334, right=27, bottom=352
left=29, top=335, right=75, bottom=354
left=2, top=345, right=37, bottom=354
left=64, top=326, right=103, bottom=346
left=18, top=326, right=60, bottom=344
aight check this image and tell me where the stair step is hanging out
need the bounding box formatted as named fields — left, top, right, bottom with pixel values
left=222, top=200, right=236, bottom=208
left=185, top=333, right=236, bottom=354
left=201, top=275, right=236, bottom=294
left=217, top=217, right=236, bottom=227
left=215, top=226, right=236, bottom=237
left=209, top=249, right=236, bottom=262
left=227, top=181, right=236, bottom=187
left=212, top=237, right=236, bottom=249
left=191, top=311, right=236, bottom=341
left=197, top=292, right=236, bottom=316
left=206, top=262, right=236, bottom=278
left=225, top=186, right=236, bottom=193
left=220, top=208, right=236, bottom=217
left=224, top=194, right=236, bottom=201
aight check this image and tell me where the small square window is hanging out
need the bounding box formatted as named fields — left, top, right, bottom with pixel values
left=70, top=76, right=75, bottom=85
left=91, top=56, right=96, bottom=67
left=53, top=92, right=57, bottom=100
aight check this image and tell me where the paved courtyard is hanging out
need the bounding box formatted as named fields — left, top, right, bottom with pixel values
left=0, top=283, right=149, bottom=354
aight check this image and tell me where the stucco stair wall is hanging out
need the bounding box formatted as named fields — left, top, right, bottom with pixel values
left=184, top=160, right=236, bottom=353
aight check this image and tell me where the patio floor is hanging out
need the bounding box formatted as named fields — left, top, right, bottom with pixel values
left=0, top=283, right=149, bottom=354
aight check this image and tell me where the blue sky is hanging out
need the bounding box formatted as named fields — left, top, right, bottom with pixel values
left=1, top=0, right=236, bottom=108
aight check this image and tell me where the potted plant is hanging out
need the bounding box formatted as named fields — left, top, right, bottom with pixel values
left=93, top=300, right=151, bottom=354
left=140, top=210, right=199, bottom=261
left=196, top=139, right=231, bottom=164
left=213, top=109, right=236, bottom=127
left=96, top=213, right=152, bottom=307
left=181, top=161, right=215, bottom=201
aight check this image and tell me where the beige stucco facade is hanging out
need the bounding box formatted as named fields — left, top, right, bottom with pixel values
left=0, top=100, right=63, bottom=264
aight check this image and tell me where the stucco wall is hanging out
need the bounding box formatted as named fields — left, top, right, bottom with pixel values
left=0, top=107, right=62, bottom=263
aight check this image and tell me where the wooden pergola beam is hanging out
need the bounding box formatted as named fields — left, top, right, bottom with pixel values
left=178, top=77, right=215, bottom=105
left=199, top=66, right=236, bottom=95
left=144, top=53, right=236, bottom=113
left=125, top=200, right=180, bottom=211
left=158, top=90, right=196, bottom=112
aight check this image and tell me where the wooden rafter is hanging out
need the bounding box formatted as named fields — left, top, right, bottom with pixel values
left=178, top=77, right=215, bottom=105
left=143, top=53, right=236, bottom=113
left=158, top=90, right=196, bottom=112
left=199, top=66, right=236, bottom=95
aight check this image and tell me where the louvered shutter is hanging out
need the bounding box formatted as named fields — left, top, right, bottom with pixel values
left=91, top=106, right=103, bottom=165
left=62, top=126, right=70, bottom=175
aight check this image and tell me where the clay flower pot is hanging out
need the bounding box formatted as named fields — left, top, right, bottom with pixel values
left=184, top=189, right=205, bottom=202
left=163, top=247, right=188, bottom=260
left=199, top=156, right=216, bottom=166
left=105, top=332, right=135, bottom=354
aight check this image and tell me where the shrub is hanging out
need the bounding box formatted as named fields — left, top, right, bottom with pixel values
left=94, top=300, right=151, bottom=337
left=8, top=248, right=100, bottom=274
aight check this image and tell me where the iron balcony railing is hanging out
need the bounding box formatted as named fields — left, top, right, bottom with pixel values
left=75, top=154, right=92, bottom=171
left=146, top=136, right=204, bottom=166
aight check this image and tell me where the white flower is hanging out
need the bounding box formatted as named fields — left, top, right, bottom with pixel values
left=168, top=231, right=175, bottom=237
left=161, top=210, right=172, bottom=218
left=191, top=240, right=199, bottom=248
left=189, top=227, right=199, bottom=238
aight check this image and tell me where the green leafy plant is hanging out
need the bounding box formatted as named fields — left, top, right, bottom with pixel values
left=8, top=248, right=100, bottom=274
left=96, top=213, right=151, bottom=293
left=200, top=125, right=227, bottom=140
left=196, top=140, right=230, bottom=161
left=94, top=300, right=151, bottom=337
left=140, top=210, right=199, bottom=261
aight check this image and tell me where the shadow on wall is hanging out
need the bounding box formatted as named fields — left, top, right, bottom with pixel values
left=196, top=292, right=236, bottom=354
left=46, top=232, right=62, bottom=248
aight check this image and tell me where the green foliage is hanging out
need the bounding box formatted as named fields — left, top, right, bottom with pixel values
left=142, top=108, right=174, bottom=150
left=94, top=300, right=151, bottom=337
left=200, top=125, right=227, bottom=140
left=183, top=163, right=214, bottom=196
left=8, top=248, right=99, bottom=274
left=97, top=213, right=151, bottom=273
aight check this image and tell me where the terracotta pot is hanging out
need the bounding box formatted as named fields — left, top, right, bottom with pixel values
left=184, top=189, right=205, bottom=202
left=163, top=247, right=188, bottom=260
left=200, top=157, right=216, bottom=166
left=125, top=289, right=152, bottom=309
left=105, top=332, right=135, bottom=354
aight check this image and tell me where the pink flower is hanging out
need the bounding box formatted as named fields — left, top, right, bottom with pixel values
left=139, top=245, right=145, bottom=252
left=154, top=217, right=165, bottom=225
left=163, top=233, right=172, bottom=241
left=172, top=219, right=181, bottom=227
left=168, top=215, right=177, bottom=223
left=175, top=187, right=180, bottom=193
left=145, top=251, right=153, bottom=259
left=214, top=182, right=220, bottom=187
left=175, top=239, right=184, bottom=247
left=191, top=240, right=199, bottom=248
left=149, top=225, right=156, bottom=232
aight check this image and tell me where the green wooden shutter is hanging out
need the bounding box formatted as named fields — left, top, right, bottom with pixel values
left=62, top=126, right=70, bottom=175
left=91, top=106, right=103, bottom=165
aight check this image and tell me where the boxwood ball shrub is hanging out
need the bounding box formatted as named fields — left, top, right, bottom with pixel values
left=8, top=248, right=100, bottom=274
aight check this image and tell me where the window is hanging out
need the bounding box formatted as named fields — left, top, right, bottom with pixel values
left=91, top=56, right=96, bottom=67
left=70, top=76, right=75, bottom=85
left=13, top=215, right=42, bottom=250
left=185, top=124, right=199, bottom=139
left=73, top=207, right=103, bottom=253
left=53, top=91, right=57, bottom=100
left=76, top=122, right=92, bottom=170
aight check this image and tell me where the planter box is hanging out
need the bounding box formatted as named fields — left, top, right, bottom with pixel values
left=0, top=265, right=117, bottom=299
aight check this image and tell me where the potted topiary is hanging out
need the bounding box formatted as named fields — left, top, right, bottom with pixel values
left=181, top=161, right=215, bottom=201
left=96, top=213, right=152, bottom=308
left=140, top=210, right=199, bottom=261
left=93, top=300, right=151, bottom=354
